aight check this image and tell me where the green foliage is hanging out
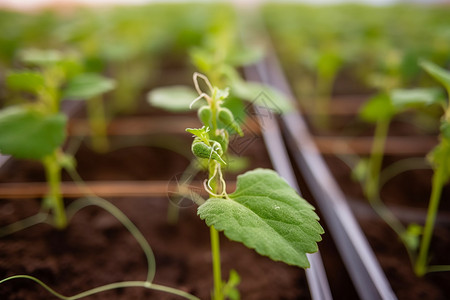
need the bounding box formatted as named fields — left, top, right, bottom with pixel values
left=222, top=270, right=240, bottom=300
left=0, top=106, right=66, bottom=160
left=198, top=169, right=323, bottom=268
left=147, top=86, right=199, bottom=112
left=63, top=73, right=116, bottom=100
left=359, top=93, right=396, bottom=123
left=390, top=87, right=446, bottom=109
left=6, top=71, right=45, bottom=93
left=420, top=60, right=450, bottom=94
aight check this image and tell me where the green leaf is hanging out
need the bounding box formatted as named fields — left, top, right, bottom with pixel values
left=0, top=106, right=66, bottom=160
left=420, top=60, right=450, bottom=93
left=390, top=88, right=446, bottom=109
left=63, top=73, right=116, bottom=100
left=359, top=93, right=397, bottom=123
left=147, top=86, right=200, bottom=112
left=20, top=48, right=63, bottom=66
left=231, top=81, right=293, bottom=113
left=6, top=71, right=45, bottom=93
left=428, top=138, right=450, bottom=182
left=198, top=168, right=323, bottom=268
left=223, top=269, right=241, bottom=300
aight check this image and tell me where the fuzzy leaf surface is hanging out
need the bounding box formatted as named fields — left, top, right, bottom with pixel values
left=0, top=106, right=66, bottom=159
left=198, top=168, right=323, bottom=268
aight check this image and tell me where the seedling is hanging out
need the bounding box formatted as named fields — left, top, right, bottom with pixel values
left=354, top=60, right=450, bottom=276
left=0, top=49, right=114, bottom=228
left=187, top=73, right=323, bottom=299
left=0, top=49, right=200, bottom=300
left=413, top=60, right=450, bottom=276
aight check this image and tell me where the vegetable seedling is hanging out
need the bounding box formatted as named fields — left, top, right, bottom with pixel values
left=355, top=60, right=450, bottom=276
left=413, top=60, right=450, bottom=276
left=0, top=49, right=114, bottom=229
left=186, top=73, right=323, bottom=299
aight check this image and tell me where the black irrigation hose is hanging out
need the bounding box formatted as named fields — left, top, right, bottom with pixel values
left=253, top=50, right=397, bottom=300
left=243, top=66, right=333, bottom=300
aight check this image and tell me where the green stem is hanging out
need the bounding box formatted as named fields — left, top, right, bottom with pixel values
left=208, top=159, right=223, bottom=299
left=0, top=276, right=199, bottom=300
left=42, top=150, right=66, bottom=229
left=415, top=165, right=445, bottom=276
left=87, top=95, right=109, bottom=153
left=314, top=75, right=334, bottom=129
left=365, top=119, right=413, bottom=254
left=365, top=119, right=390, bottom=201
left=210, top=225, right=223, bottom=300
left=65, top=166, right=156, bottom=282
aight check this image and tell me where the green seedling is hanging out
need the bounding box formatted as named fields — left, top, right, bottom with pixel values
left=0, top=49, right=114, bottom=229
left=355, top=60, right=450, bottom=276
left=186, top=73, right=323, bottom=299
left=63, top=72, right=115, bottom=152
left=148, top=23, right=293, bottom=225
left=413, top=60, right=450, bottom=276
left=0, top=50, right=199, bottom=300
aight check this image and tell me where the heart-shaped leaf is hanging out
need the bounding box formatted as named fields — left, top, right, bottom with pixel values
left=0, top=106, right=66, bottom=160
left=198, top=168, right=323, bottom=268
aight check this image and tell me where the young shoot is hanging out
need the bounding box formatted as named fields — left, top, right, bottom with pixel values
left=355, top=60, right=450, bottom=276
left=186, top=73, right=323, bottom=299
left=0, top=49, right=114, bottom=229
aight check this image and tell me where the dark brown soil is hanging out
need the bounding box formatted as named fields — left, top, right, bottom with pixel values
left=0, top=118, right=311, bottom=299
left=0, top=196, right=309, bottom=300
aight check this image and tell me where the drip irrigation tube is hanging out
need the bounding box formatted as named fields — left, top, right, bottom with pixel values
left=252, top=50, right=397, bottom=300
left=244, top=65, right=333, bottom=300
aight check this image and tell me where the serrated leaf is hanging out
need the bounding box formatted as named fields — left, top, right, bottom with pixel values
left=6, top=71, right=45, bottom=93
left=231, top=81, right=293, bottom=114
left=390, top=88, right=446, bottom=109
left=420, top=60, right=450, bottom=93
left=63, top=73, right=115, bottom=100
left=198, top=168, right=323, bottom=268
left=0, top=106, right=66, bottom=160
left=147, top=86, right=200, bottom=112
left=359, top=93, right=397, bottom=123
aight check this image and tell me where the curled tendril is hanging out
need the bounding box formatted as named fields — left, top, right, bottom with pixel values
left=203, top=163, right=228, bottom=198
left=189, top=72, right=214, bottom=109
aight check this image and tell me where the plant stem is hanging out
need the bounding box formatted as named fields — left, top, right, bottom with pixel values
left=43, top=150, right=66, bottom=229
left=366, top=119, right=390, bottom=201
left=365, top=119, right=410, bottom=251
left=210, top=225, right=223, bottom=300
left=0, top=276, right=199, bottom=300
left=415, top=164, right=445, bottom=276
left=208, top=159, right=223, bottom=299
left=87, top=95, right=109, bottom=153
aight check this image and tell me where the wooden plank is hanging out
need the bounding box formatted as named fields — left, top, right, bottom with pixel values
left=314, top=136, right=438, bottom=155
left=0, top=180, right=236, bottom=199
